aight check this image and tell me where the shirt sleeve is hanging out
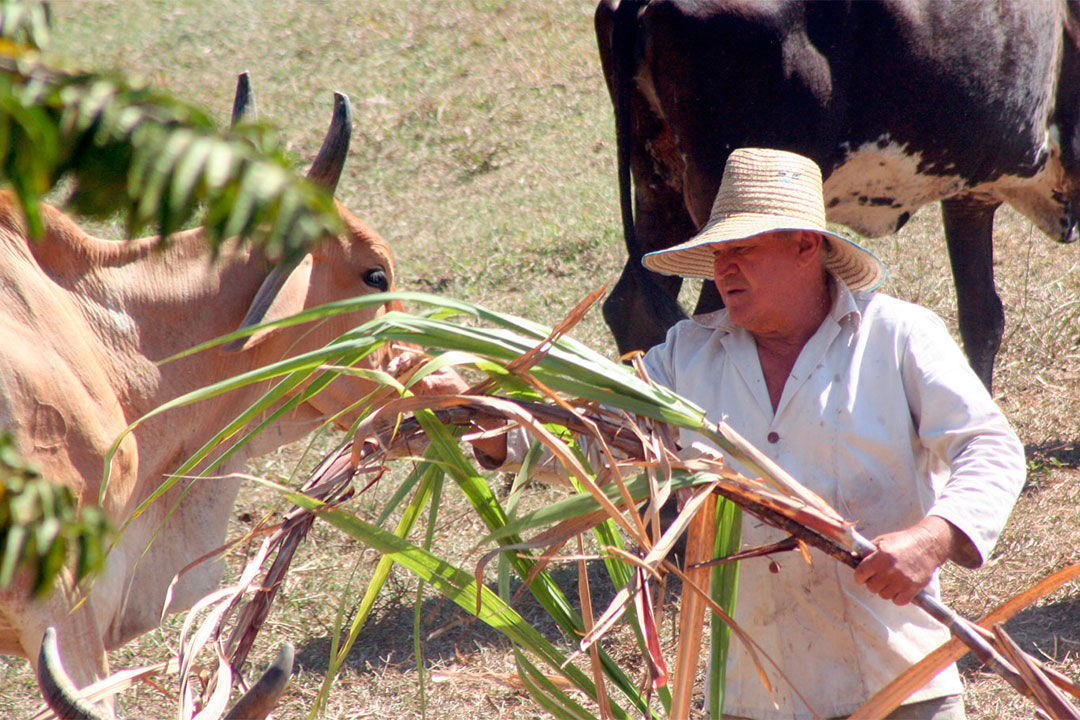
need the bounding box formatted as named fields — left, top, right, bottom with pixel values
left=900, top=310, right=1026, bottom=567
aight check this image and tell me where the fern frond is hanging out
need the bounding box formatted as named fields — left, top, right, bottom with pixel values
left=0, top=40, right=341, bottom=263
left=0, top=0, right=50, bottom=50
left=0, top=431, right=108, bottom=596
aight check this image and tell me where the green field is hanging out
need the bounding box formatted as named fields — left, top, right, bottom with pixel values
left=4, top=1, right=1079, bottom=718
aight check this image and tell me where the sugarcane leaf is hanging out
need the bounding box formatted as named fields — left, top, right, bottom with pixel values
left=284, top=494, right=629, bottom=716
left=481, top=471, right=711, bottom=545
left=709, top=498, right=742, bottom=718
left=311, top=458, right=445, bottom=719
left=514, top=647, right=600, bottom=720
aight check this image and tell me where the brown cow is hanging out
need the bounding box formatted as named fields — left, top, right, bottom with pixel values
left=0, top=77, right=461, bottom=704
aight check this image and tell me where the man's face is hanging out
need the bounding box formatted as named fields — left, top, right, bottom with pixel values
left=712, top=231, right=821, bottom=337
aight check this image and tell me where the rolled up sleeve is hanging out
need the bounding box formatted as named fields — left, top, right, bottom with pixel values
left=901, top=311, right=1026, bottom=566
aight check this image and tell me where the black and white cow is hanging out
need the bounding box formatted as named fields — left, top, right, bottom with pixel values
left=595, top=0, right=1080, bottom=389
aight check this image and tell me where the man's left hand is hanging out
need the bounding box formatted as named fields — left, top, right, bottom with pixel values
left=852, top=516, right=965, bottom=606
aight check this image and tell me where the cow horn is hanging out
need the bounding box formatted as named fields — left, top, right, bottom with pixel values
left=37, top=627, right=109, bottom=720
left=231, top=71, right=257, bottom=127
left=223, top=642, right=295, bottom=720
left=38, top=627, right=295, bottom=720
left=305, top=91, right=352, bottom=192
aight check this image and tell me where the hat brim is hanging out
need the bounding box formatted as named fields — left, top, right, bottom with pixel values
left=641, top=213, right=886, bottom=292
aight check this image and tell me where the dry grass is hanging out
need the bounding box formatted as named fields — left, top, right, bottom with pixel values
left=3, top=1, right=1079, bottom=718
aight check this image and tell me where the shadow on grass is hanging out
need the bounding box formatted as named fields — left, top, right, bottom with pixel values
left=957, top=592, right=1080, bottom=677
left=1024, top=439, right=1080, bottom=472
left=293, top=558, right=629, bottom=678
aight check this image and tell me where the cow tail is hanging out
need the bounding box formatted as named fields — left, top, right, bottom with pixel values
left=611, top=0, right=647, bottom=263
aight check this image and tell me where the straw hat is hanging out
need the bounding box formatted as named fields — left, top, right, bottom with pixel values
left=641, top=148, right=885, bottom=291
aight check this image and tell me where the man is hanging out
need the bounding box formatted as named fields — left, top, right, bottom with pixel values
left=477, top=148, right=1026, bottom=719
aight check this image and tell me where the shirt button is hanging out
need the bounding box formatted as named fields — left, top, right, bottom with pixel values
left=766, top=431, right=780, bottom=444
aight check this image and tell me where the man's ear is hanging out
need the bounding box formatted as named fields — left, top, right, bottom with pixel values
left=223, top=254, right=314, bottom=352
left=796, top=230, right=826, bottom=264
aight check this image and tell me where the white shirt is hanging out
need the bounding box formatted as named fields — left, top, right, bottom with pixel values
left=642, top=279, right=1026, bottom=719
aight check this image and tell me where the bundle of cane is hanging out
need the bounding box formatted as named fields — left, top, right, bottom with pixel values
left=195, top=290, right=1080, bottom=719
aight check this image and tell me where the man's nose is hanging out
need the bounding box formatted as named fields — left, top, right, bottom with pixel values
left=713, top=252, right=737, bottom=278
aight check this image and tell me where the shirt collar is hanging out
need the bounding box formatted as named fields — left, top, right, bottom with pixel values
left=689, top=273, right=863, bottom=333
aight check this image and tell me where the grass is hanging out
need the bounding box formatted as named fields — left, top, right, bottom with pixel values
left=3, top=1, right=1079, bottom=718
left=40, top=1, right=622, bottom=351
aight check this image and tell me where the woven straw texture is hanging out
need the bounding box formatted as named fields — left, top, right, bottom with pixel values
left=642, top=148, right=885, bottom=291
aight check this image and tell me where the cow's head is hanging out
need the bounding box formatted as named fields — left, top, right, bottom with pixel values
left=223, top=78, right=465, bottom=417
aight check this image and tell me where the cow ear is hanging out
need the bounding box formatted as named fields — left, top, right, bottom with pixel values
left=223, top=254, right=314, bottom=352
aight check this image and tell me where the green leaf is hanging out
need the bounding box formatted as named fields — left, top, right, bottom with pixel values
left=0, top=55, right=342, bottom=257
left=0, top=524, right=26, bottom=588
left=286, top=494, right=631, bottom=719
left=0, top=431, right=108, bottom=595
left=709, top=499, right=742, bottom=718
left=0, top=0, right=51, bottom=49
left=514, top=648, right=600, bottom=720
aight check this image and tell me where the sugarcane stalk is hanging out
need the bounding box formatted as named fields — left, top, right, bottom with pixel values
left=845, top=532, right=1034, bottom=698
left=238, top=391, right=1066, bottom=714
left=371, top=400, right=647, bottom=458
left=671, top=492, right=716, bottom=720
left=379, top=400, right=1036, bottom=694
left=706, top=481, right=1036, bottom=702
left=698, top=417, right=1059, bottom=703
left=992, top=625, right=1080, bottom=720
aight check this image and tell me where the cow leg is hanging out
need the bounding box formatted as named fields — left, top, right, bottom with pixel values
left=693, top=278, right=724, bottom=316
left=679, top=151, right=725, bottom=318
left=604, top=263, right=686, bottom=356
left=598, top=0, right=700, bottom=355
left=941, top=195, right=1004, bottom=391
left=603, top=157, right=698, bottom=355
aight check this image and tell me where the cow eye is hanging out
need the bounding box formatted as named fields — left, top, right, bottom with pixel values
left=363, top=268, right=389, bottom=291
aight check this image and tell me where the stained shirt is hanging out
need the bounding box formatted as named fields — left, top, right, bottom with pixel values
left=641, top=279, right=1026, bottom=719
